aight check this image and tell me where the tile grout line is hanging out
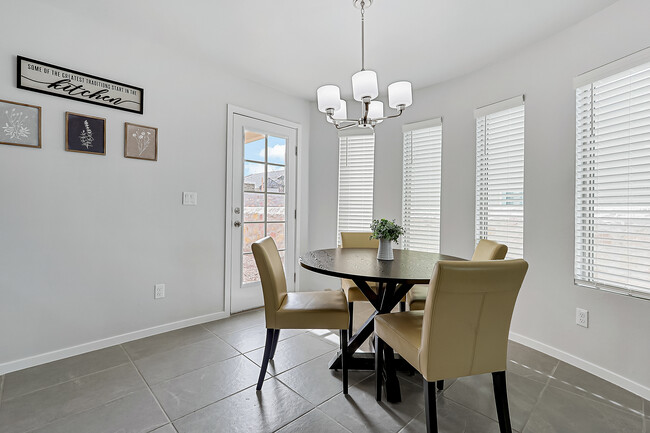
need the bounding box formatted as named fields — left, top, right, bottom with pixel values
left=20, top=388, right=148, bottom=433
left=543, top=361, right=644, bottom=419
left=314, top=408, right=354, bottom=433
left=518, top=360, right=561, bottom=433
left=199, top=324, right=257, bottom=356
left=241, top=346, right=339, bottom=379
left=123, top=327, right=219, bottom=363
left=1, top=361, right=134, bottom=404
left=171, top=382, right=262, bottom=424
left=270, top=407, right=354, bottom=433
left=136, top=337, right=244, bottom=388
left=120, top=344, right=173, bottom=427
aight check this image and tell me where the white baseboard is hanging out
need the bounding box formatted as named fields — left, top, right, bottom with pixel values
left=0, top=311, right=229, bottom=376
left=509, top=331, right=650, bottom=401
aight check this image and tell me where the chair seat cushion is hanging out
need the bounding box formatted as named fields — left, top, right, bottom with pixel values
left=275, top=290, right=349, bottom=330
left=406, top=284, right=428, bottom=311
left=374, top=311, right=423, bottom=371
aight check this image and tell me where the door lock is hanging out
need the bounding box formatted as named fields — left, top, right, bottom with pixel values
left=234, top=221, right=241, bottom=227
left=234, top=207, right=241, bottom=214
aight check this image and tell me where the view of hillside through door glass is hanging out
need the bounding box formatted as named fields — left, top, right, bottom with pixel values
left=242, top=131, right=286, bottom=284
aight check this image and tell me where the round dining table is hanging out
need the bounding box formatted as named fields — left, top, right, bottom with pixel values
left=300, top=247, right=464, bottom=402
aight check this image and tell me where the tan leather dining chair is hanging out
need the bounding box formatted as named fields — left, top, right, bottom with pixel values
left=340, top=232, right=406, bottom=335
left=375, top=259, right=528, bottom=433
left=406, top=239, right=508, bottom=311
left=252, top=236, right=350, bottom=393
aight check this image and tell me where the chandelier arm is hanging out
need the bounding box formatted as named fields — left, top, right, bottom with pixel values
left=335, top=122, right=363, bottom=131
left=326, top=112, right=360, bottom=127
left=371, top=108, right=405, bottom=122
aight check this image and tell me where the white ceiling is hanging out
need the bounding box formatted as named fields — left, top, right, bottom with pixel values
left=48, top=0, right=618, bottom=100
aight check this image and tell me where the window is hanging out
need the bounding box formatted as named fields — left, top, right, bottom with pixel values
left=574, top=52, right=650, bottom=299
left=337, top=131, right=375, bottom=243
left=475, top=96, right=525, bottom=259
left=401, top=119, right=442, bottom=253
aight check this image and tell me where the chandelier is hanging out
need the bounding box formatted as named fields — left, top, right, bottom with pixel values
left=316, top=0, right=413, bottom=130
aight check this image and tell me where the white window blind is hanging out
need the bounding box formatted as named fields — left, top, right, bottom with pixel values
left=575, top=59, right=650, bottom=299
left=402, top=119, right=442, bottom=253
left=337, top=133, right=375, bottom=243
left=475, top=97, right=525, bottom=259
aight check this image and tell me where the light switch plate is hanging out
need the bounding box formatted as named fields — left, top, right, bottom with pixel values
left=182, top=192, right=197, bottom=206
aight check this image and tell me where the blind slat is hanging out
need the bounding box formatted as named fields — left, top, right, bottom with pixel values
left=575, top=60, right=650, bottom=298
left=338, top=135, right=375, bottom=244
left=402, top=123, right=442, bottom=253
left=476, top=104, right=525, bottom=259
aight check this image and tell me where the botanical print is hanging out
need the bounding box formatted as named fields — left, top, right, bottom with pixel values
left=3, top=108, right=31, bottom=141
left=132, top=128, right=152, bottom=156
left=0, top=100, right=41, bottom=148
left=79, top=120, right=94, bottom=149
left=65, top=112, right=105, bottom=155
left=124, top=123, right=157, bottom=161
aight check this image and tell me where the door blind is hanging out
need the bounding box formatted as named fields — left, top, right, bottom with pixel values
left=402, top=120, right=442, bottom=252
left=575, top=60, right=650, bottom=299
left=337, top=134, right=375, bottom=244
left=475, top=100, right=525, bottom=259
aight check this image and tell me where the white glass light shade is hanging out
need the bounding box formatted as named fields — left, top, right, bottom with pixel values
left=388, top=81, right=413, bottom=109
left=368, top=100, right=384, bottom=120
left=327, top=100, right=347, bottom=123
left=317, top=85, right=342, bottom=113
left=352, top=70, right=379, bottom=101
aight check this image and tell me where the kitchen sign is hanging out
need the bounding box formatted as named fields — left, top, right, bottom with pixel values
left=17, top=56, right=144, bottom=114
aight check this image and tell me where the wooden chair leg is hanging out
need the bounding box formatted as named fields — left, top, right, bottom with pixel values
left=269, top=329, right=281, bottom=360
left=492, top=371, right=513, bottom=433
left=425, top=379, right=438, bottom=433
left=340, top=329, right=348, bottom=394
left=383, top=343, right=401, bottom=402
left=375, top=335, right=384, bottom=401
left=256, top=329, right=275, bottom=390
left=437, top=380, right=444, bottom=391
left=348, top=302, right=354, bottom=336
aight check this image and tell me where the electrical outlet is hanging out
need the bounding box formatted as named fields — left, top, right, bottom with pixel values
left=154, top=284, right=166, bottom=299
left=576, top=308, right=589, bottom=328
left=182, top=192, right=197, bottom=206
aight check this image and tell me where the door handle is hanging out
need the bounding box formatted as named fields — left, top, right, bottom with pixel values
left=234, top=221, right=241, bottom=228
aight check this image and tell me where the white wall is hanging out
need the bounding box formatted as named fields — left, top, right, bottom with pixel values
left=308, top=0, right=650, bottom=397
left=0, top=0, right=311, bottom=372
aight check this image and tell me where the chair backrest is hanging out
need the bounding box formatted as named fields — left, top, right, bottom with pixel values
left=419, top=259, right=528, bottom=382
left=251, top=236, right=287, bottom=328
left=472, top=239, right=508, bottom=261
left=340, top=232, right=379, bottom=248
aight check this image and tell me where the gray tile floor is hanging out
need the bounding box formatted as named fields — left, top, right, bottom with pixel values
left=0, top=305, right=647, bottom=433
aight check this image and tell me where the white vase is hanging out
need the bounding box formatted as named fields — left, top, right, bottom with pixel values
left=377, top=238, right=394, bottom=260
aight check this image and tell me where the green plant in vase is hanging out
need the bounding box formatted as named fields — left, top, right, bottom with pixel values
left=370, top=219, right=404, bottom=260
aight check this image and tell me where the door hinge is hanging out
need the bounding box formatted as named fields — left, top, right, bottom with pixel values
left=293, top=272, right=296, bottom=282
left=295, top=146, right=298, bottom=156
left=294, top=209, right=297, bottom=219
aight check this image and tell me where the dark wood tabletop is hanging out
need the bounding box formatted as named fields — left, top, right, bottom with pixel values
left=299, top=248, right=464, bottom=284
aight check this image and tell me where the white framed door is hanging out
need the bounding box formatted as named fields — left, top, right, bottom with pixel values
left=227, top=109, right=298, bottom=313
